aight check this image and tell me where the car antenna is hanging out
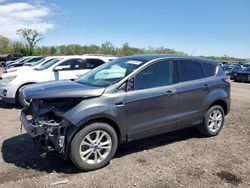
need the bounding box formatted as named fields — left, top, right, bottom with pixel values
left=190, top=49, right=196, bottom=56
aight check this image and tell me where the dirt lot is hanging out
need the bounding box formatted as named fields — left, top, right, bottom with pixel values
left=0, top=68, right=249, bottom=188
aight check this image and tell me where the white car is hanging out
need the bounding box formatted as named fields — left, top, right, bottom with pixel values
left=6, top=56, right=58, bottom=73
left=5, top=56, right=32, bottom=67
left=0, top=55, right=117, bottom=106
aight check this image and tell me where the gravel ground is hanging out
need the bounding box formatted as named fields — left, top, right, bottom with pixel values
left=0, top=68, right=249, bottom=188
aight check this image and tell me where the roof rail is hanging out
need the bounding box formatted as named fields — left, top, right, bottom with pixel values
left=83, top=54, right=116, bottom=57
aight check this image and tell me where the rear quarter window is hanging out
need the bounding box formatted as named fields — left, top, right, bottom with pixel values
left=202, top=62, right=217, bottom=77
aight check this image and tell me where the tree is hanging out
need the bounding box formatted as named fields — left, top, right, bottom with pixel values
left=0, top=36, right=11, bottom=54
left=16, top=28, right=43, bottom=55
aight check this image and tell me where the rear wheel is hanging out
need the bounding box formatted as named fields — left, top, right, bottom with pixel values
left=70, top=122, right=118, bottom=171
left=198, top=105, right=225, bottom=136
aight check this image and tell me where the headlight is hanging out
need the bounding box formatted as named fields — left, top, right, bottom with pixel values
left=0, top=75, right=17, bottom=84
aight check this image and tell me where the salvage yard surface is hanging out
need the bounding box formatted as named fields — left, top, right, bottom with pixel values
left=0, top=68, right=249, bottom=188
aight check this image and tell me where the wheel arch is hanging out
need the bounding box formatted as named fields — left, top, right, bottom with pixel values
left=64, top=116, right=124, bottom=159
left=207, top=100, right=228, bottom=115
left=15, top=82, right=37, bottom=101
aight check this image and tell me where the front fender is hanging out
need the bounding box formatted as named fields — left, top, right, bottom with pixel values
left=63, top=97, right=127, bottom=139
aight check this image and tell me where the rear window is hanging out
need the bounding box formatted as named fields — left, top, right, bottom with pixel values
left=202, top=62, right=217, bottom=77
left=178, top=60, right=206, bottom=82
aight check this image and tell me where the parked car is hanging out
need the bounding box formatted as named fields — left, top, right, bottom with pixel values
left=222, top=64, right=241, bottom=77
left=0, top=53, right=23, bottom=67
left=228, top=66, right=246, bottom=80
left=5, top=56, right=58, bottom=73
left=6, top=56, right=44, bottom=69
left=0, top=55, right=116, bottom=107
left=20, top=55, right=231, bottom=171
left=4, top=56, right=32, bottom=68
left=233, top=66, right=250, bottom=82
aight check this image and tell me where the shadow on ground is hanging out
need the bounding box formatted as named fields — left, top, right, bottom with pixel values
left=2, top=127, right=203, bottom=174
left=0, top=100, right=21, bottom=109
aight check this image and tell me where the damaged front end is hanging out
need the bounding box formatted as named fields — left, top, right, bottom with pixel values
left=21, top=98, right=81, bottom=156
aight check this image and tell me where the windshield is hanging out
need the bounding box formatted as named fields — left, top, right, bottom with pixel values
left=16, top=57, right=31, bottom=64
left=222, top=66, right=234, bottom=71
left=24, top=58, right=44, bottom=66
left=37, top=58, right=62, bottom=70
left=78, top=58, right=144, bottom=87
left=29, top=58, right=54, bottom=67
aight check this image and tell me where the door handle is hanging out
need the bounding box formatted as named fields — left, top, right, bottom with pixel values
left=165, top=90, right=175, bottom=96
left=202, top=84, right=209, bottom=90
left=115, top=101, right=125, bottom=106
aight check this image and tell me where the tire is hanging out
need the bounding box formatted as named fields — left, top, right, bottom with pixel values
left=0, top=61, right=5, bottom=67
left=70, top=122, right=118, bottom=171
left=198, top=105, right=225, bottom=137
left=17, top=86, right=30, bottom=108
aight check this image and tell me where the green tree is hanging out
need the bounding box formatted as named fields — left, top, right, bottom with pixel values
left=16, top=28, right=43, bottom=55
left=0, top=36, right=11, bottom=54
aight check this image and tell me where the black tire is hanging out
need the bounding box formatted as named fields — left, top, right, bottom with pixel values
left=198, top=105, right=225, bottom=137
left=17, top=86, right=30, bottom=108
left=0, top=61, right=5, bottom=67
left=70, top=122, right=118, bottom=171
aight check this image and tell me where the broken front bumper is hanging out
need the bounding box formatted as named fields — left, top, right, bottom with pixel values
left=21, top=110, right=46, bottom=136
left=20, top=108, right=68, bottom=154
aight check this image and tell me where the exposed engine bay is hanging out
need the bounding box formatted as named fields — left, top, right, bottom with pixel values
left=22, top=98, right=82, bottom=156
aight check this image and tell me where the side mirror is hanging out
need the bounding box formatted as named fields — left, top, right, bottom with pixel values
left=127, top=77, right=134, bottom=91
left=54, top=66, right=63, bottom=71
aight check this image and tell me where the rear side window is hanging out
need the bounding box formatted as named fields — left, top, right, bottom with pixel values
left=134, top=60, right=174, bottom=90
left=202, top=62, right=217, bottom=77
left=84, top=59, right=105, bottom=69
left=178, top=60, right=205, bottom=82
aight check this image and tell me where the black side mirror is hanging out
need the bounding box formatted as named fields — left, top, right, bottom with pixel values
left=127, top=77, right=134, bottom=91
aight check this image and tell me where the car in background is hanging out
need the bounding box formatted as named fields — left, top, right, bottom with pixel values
left=233, top=66, right=250, bottom=83
left=0, top=55, right=117, bottom=107
left=228, top=66, right=246, bottom=80
left=20, top=54, right=231, bottom=171
left=222, top=64, right=241, bottom=77
left=6, top=56, right=44, bottom=69
left=0, top=53, right=23, bottom=67
left=5, top=56, right=58, bottom=73
left=4, top=56, right=32, bottom=68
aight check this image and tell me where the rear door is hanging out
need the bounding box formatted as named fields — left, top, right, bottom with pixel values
left=124, top=60, right=178, bottom=140
left=175, top=59, right=208, bottom=127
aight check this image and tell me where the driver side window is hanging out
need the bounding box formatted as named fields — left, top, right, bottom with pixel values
left=130, top=60, right=174, bottom=91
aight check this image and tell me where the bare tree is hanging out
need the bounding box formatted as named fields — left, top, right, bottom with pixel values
left=16, top=28, right=43, bottom=55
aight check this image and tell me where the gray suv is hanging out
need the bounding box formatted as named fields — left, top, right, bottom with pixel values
left=20, top=55, right=231, bottom=171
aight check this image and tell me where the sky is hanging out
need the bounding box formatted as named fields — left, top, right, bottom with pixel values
left=0, top=0, right=249, bottom=58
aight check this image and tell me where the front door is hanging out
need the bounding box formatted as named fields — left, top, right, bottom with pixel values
left=124, top=60, right=178, bottom=141
left=53, top=58, right=85, bottom=81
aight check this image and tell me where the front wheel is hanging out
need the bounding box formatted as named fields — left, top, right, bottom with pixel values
left=198, top=105, right=225, bottom=137
left=0, top=61, right=5, bottom=67
left=17, top=86, right=30, bottom=108
left=70, top=122, right=118, bottom=171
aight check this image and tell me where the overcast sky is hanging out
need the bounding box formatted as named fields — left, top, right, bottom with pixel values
left=0, top=0, right=249, bottom=58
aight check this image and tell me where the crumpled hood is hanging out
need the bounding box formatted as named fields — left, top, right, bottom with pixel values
left=22, top=80, right=106, bottom=100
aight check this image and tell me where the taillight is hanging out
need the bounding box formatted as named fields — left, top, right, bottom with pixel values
left=223, top=78, right=231, bottom=84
